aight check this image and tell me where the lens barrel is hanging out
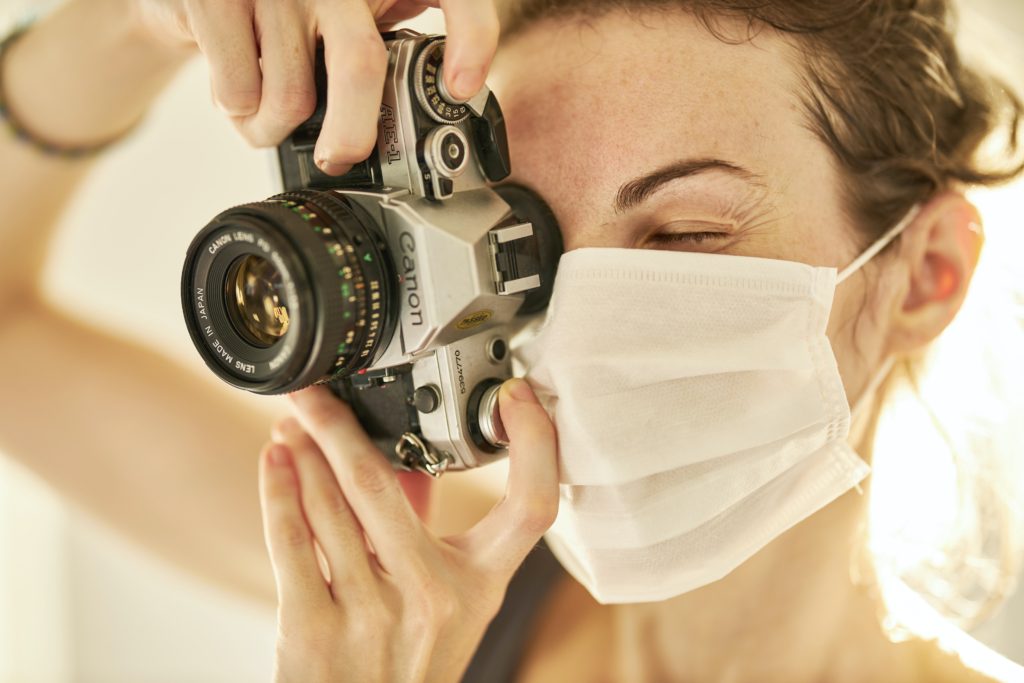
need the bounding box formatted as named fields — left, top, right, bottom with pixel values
left=181, top=190, right=398, bottom=394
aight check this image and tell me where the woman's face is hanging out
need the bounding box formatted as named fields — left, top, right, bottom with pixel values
left=489, top=9, right=899, bottom=406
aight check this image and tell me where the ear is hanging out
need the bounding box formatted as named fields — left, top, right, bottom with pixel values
left=885, top=191, right=984, bottom=355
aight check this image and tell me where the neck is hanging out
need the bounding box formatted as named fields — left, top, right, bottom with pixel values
left=603, top=396, right=926, bottom=683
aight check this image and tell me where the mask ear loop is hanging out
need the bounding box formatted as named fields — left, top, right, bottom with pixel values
left=850, top=354, right=897, bottom=423
left=836, top=205, right=923, bottom=285
left=838, top=207, right=920, bottom=491
left=848, top=353, right=898, bottom=495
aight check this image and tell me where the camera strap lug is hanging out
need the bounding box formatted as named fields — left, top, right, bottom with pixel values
left=395, top=432, right=453, bottom=478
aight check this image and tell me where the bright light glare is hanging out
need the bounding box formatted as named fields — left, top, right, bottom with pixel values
left=868, top=178, right=1024, bottom=671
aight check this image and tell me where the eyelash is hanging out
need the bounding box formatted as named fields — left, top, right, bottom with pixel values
left=651, top=231, right=729, bottom=244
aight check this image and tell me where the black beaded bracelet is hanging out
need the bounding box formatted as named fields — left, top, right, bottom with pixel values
left=0, top=18, right=137, bottom=159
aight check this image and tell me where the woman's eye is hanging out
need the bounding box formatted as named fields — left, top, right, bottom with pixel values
left=650, top=231, right=730, bottom=245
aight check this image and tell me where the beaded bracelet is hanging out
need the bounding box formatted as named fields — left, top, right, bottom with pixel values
left=0, top=17, right=138, bottom=159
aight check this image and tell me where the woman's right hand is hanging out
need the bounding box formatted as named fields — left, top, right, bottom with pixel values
left=259, top=379, right=560, bottom=682
left=131, top=0, right=499, bottom=175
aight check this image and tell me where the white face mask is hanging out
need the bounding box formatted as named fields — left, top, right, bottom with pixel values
left=511, top=208, right=918, bottom=604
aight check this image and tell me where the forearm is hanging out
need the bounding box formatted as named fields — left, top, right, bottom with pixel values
left=0, top=301, right=279, bottom=605
left=0, top=0, right=194, bottom=302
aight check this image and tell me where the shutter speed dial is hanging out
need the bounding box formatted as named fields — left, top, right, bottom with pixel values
left=413, top=39, right=471, bottom=124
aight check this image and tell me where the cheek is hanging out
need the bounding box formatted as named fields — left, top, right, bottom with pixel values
left=826, top=270, right=893, bottom=405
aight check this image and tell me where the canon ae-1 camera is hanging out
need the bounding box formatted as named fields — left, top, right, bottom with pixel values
left=181, top=31, right=562, bottom=476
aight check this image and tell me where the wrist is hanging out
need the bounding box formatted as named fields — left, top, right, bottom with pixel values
left=2, top=0, right=195, bottom=152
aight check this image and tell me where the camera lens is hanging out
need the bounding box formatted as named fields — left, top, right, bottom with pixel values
left=182, top=190, right=399, bottom=394
left=226, top=254, right=290, bottom=347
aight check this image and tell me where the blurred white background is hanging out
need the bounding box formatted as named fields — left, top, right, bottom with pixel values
left=0, top=1, right=1021, bottom=681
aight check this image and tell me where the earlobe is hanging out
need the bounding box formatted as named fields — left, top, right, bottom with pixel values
left=888, top=192, right=983, bottom=354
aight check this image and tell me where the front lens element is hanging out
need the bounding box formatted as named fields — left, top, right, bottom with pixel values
left=227, top=254, right=290, bottom=347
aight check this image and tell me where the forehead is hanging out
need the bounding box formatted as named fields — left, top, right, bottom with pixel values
left=488, top=10, right=843, bottom=239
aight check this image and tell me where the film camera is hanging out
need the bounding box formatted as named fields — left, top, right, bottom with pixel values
left=181, top=31, right=562, bottom=476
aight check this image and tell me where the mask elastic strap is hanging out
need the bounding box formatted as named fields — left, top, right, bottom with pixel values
left=850, top=354, right=897, bottom=423
left=836, top=205, right=922, bottom=285
left=848, top=354, right=898, bottom=494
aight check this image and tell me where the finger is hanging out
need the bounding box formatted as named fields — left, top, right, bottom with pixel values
left=377, top=1, right=441, bottom=27
left=190, top=1, right=262, bottom=116
left=233, top=2, right=317, bottom=148
left=439, top=0, right=499, bottom=100
left=272, top=418, right=378, bottom=596
left=258, top=443, right=332, bottom=607
left=452, top=379, right=559, bottom=576
left=287, top=387, right=427, bottom=575
left=313, top=0, right=389, bottom=175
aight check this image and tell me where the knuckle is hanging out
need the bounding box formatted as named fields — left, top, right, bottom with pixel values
left=264, top=85, right=318, bottom=127
left=512, top=498, right=558, bottom=536
left=218, top=86, right=261, bottom=115
left=274, top=518, right=311, bottom=549
left=430, top=587, right=459, bottom=624
left=314, top=487, right=350, bottom=519
left=405, top=585, right=457, bottom=629
left=235, top=122, right=283, bottom=149
left=332, top=32, right=388, bottom=77
left=347, top=456, right=391, bottom=497
left=302, top=398, right=345, bottom=433
left=271, top=416, right=301, bottom=439
left=401, top=561, right=457, bottom=626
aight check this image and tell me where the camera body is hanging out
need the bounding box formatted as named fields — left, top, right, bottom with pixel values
left=182, top=31, right=562, bottom=476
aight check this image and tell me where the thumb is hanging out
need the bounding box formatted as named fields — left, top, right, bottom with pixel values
left=450, top=378, right=560, bottom=576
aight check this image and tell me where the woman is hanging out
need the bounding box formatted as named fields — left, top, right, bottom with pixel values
left=1, top=1, right=1020, bottom=682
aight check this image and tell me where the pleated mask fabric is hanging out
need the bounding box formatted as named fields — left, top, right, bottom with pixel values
left=510, top=208, right=916, bottom=604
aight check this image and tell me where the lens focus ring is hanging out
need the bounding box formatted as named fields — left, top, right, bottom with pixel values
left=181, top=191, right=398, bottom=394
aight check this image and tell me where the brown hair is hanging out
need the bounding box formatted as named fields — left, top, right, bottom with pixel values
left=499, top=0, right=1024, bottom=242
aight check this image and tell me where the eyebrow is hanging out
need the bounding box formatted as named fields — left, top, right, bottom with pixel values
left=614, top=158, right=764, bottom=214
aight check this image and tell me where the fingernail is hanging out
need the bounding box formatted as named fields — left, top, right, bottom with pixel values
left=450, top=68, right=483, bottom=101
left=313, top=145, right=339, bottom=174
left=315, top=156, right=346, bottom=176
left=268, top=444, right=292, bottom=467
left=503, top=378, right=534, bottom=403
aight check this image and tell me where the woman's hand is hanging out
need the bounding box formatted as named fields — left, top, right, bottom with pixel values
left=132, top=0, right=498, bottom=174
left=258, top=379, right=559, bottom=682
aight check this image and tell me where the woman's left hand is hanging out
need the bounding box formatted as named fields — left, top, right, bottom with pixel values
left=258, top=380, right=559, bottom=683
